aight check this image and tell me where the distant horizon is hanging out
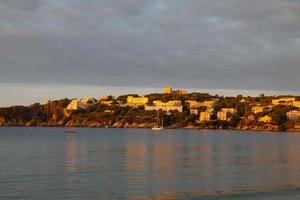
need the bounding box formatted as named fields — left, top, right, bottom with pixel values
left=2, top=83, right=300, bottom=107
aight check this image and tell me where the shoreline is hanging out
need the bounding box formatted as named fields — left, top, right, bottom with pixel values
left=1, top=125, right=300, bottom=133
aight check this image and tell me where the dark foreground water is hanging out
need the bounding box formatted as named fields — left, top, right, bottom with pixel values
left=1, top=128, right=300, bottom=199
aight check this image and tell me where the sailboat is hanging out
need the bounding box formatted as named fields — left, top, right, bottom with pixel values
left=152, top=110, right=164, bottom=131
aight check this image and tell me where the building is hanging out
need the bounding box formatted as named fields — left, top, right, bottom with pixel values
left=153, top=100, right=182, bottom=107
left=99, top=96, right=112, bottom=101
left=293, top=101, right=300, bottom=108
left=247, top=115, right=255, bottom=121
left=217, top=108, right=237, bottom=121
left=100, top=101, right=114, bottom=106
left=162, top=87, right=188, bottom=94
left=185, top=100, right=199, bottom=109
left=190, top=109, right=199, bottom=115
left=66, top=97, right=97, bottom=111
left=202, top=100, right=215, bottom=108
left=258, top=115, right=272, bottom=123
left=81, top=97, right=97, bottom=105
left=175, top=89, right=188, bottom=94
left=163, top=87, right=173, bottom=94
left=145, top=105, right=183, bottom=112
left=251, top=106, right=264, bottom=114
left=217, top=112, right=227, bottom=121
left=145, top=100, right=183, bottom=112
left=239, top=98, right=248, bottom=103
left=126, top=96, right=149, bottom=106
left=287, top=110, right=300, bottom=122
left=186, top=100, right=215, bottom=109
left=199, top=111, right=212, bottom=122
left=272, top=97, right=296, bottom=106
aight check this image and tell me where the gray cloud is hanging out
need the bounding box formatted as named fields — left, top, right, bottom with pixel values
left=1, top=0, right=300, bottom=92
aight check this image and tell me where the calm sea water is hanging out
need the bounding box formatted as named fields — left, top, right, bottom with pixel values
left=1, top=127, right=300, bottom=200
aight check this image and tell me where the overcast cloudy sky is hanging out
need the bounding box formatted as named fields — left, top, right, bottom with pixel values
left=1, top=0, right=300, bottom=106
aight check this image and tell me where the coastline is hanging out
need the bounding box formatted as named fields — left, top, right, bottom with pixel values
left=1, top=124, right=300, bottom=133
left=1, top=93, right=300, bottom=133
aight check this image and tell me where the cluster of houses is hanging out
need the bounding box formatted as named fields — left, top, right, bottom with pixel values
left=63, top=88, right=300, bottom=125
left=274, top=97, right=300, bottom=123
left=199, top=97, right=300, bottom=124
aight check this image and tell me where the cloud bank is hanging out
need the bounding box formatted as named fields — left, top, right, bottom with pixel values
left=1, top=0, right=300, bottom=92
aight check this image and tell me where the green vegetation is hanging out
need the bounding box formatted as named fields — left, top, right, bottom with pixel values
left=0, top=93, right=299, bottom=131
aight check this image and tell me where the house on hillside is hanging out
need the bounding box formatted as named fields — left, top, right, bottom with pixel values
left=199, top=111, right=212, bottom=122
left=287, top=110, right=300, bottom=122
left=66, top=97, right=97, bottom=111
left=145, top=100, right=183, bottom=112
left=272, top=97, right=295, bottom=106
left=126, top=96, right=149, bottom=107
left=217, top=108, right=237, bottom=121
left=258, top=115, right=272, bottom=123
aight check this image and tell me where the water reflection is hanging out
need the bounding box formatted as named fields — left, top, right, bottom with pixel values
left=37, top=129, right=300, bottom=199
left=64, top=138, right=78, bottom=173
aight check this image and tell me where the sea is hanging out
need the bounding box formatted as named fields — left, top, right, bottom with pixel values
left=1, top=127, right=300, bottom=200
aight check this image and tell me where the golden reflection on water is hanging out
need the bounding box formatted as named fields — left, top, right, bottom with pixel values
left=63, top=131, right=300, bottom=199
left=64, top=138, right=78, bottom=173
left=122, top=134, right=220, bottom=196
left=124, top=135, right=148, bottom=172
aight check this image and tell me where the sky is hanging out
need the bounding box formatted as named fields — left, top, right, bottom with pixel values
left=1, top=0, right=300, bottom=106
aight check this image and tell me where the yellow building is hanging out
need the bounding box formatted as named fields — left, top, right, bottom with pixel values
left=153, top=100, right=182, bottom=107
left=163, top=87, right=173, bottom=94
left=217, top=112, right=227, bottom=121
left=251, top=106, right=264, bottom=114
left=176, top=89, right=188, bottom=94
left=127, top=96, right=149, bottom=106
left=293, top=101, right=300, bottom=108
left=199, top=111, right=212, bottom=122
left=217, top=108, right=237, bottom=121
left=287, top=110, right=300, bottom=122
left=221, top=108, right=237, bottom=113
left=186, top=100, right=215, bottom=109
left=100, top=101, right=113, bottom=106
left=202, top=101, right=215, bottom=108
left=185, top=100, right=198, bottom=108
left=272, top=97, right=295, bottom=106
left=162, top=87, right=188, bottom=94
left=258, top=115, right=272, bottom=123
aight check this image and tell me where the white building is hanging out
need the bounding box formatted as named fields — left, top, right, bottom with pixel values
left=145, top=100, right=183, bottom=112
left=145, top=105, right=183, bottom=112
left=66, top=97, right=97, bottom=111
